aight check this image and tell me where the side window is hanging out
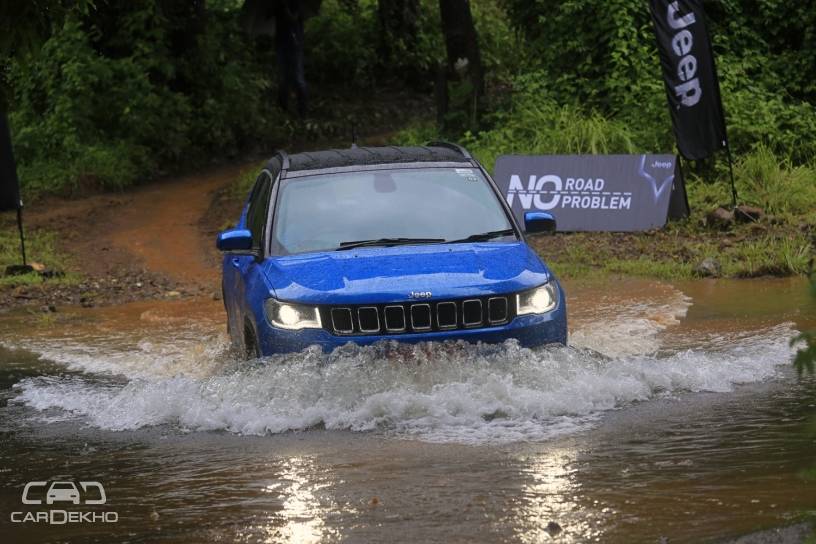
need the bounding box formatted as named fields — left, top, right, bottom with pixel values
left=247, top=172, right=272, bottom=250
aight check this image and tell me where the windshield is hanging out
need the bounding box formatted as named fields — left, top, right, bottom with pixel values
left=271, top=167, right=516, bottom=255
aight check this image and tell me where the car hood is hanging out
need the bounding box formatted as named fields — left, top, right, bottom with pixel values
left=263, top=242, right=551, bottom=305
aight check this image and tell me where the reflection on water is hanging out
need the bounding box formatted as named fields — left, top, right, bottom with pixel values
left=0, top=278, right=814, bottom=543
left=255, top=456, right=337, bottom=544
left=516, top=448, right=598, bottom=543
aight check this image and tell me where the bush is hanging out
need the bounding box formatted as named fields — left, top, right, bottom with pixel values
left=7, top=4, right=280, bottom=196
left=460, top=73, right=638, bottom=170
left=501, top=0, right=816, bottom=165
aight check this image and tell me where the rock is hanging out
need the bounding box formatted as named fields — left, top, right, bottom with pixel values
left=165, top=290, right=181, bottom=298
left=695, top=258, right=722, bottom=278
left=735, top=204, right=764, bottom=223
left=212, top=291, right=222, bottom=301
left=29, top=262, right=46, bottom=272
left=545, top=521, right=563, bottom=536
left=39, top=268, right=65, bottom=279
left=369, top=496, right=380, bottom=507
left=706, top=207, right=735, bottom=230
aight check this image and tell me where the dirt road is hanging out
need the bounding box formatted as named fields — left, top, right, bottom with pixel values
left=105, top=165, right=243, bottom=287
left=5, top=162, right=249, bottom=308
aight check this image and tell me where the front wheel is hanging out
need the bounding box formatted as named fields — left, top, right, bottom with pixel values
left=243, top=323, right=260, bottom=360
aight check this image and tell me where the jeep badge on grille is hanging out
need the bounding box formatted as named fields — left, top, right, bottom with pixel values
left=409, top=291, right=432, bottom=299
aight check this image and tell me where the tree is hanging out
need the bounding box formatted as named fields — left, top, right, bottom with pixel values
left=0, top=0, right=93, bottom=104
left=376, top=0, right=420, bottom=74
left=437, top=0, right=484, bottom=132
left=0, top=0, right=92, bottom=209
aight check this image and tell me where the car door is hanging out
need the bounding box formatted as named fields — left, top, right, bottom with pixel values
left=235, top=172, right=274, bottom=343
left=224, top=173, right=269, bottom=343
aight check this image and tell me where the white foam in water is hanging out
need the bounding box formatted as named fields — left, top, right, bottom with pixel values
left=5, top=328, right=231, bottom=380
left=11, top=322, right=796, bottom=444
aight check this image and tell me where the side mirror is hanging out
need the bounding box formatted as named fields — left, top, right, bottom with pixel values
left=216, top=228, right=254, bottom=252
left=524, top=211, right=557, bottom=234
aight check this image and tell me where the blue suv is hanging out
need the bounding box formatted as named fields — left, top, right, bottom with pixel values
left=217, top=143, right=567, bottom=358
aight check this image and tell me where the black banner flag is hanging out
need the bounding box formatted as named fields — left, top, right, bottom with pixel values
left=650, top=0, right=727, bottom=160
left=0, top=113, right=21, bottom=212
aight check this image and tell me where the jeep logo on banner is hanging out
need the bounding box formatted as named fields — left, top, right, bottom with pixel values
left=494, top=154, right=685, bottom=232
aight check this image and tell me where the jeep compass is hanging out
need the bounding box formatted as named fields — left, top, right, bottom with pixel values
left=217, top=143, right=567, bottom=357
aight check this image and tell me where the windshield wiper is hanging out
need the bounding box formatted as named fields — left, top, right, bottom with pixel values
left=445, top=228, right=516, bottom=244
left=337, top=237, right=445, bottom=250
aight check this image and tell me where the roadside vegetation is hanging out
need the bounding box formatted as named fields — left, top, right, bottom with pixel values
left=2, top=0, right=815, bottom=281
left=0, top=229, right=77, bottom=288
left=396, top=1, right=816, bottom=280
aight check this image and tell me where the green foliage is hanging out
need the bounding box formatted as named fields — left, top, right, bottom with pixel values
left=500, top=0, right=816, bottom=164
left=8, top=2, right=279, bottom=196
left=393, top=121, right=439, bottom=147
left=734, top=149, right=816, bottom=219
left=684, top=147, right=816, bottom=223
left=232, top=161, right=266, bottom=200
left=793, top=330, right=816, bottom=376
left=722, top=79, right=816, bottom=165
left=305, top=1, right=380, bottom=87
left=460, top=73, right=638, bottom=171
left=305, top=0, right=445, bottom=89
left=792, top=271, right=816, bottom=376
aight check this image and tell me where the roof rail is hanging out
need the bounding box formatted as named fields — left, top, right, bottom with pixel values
left=426, top=141, right=473, bottom=160
left=276, top=150, right=290, bottom=178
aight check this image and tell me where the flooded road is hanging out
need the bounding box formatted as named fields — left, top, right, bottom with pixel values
left=1, top=278, right=814, bottom=542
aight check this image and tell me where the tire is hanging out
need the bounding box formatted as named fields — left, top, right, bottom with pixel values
left=244, top=323, right=260, bottom=360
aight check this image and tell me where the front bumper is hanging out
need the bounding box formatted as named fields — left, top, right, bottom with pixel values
left=257, top=301, right=567, bottom=355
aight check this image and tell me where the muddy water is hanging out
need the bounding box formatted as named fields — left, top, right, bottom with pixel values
left=0, top=279, right=814, bottom=543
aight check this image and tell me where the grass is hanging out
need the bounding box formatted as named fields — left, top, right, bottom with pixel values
left=0, top=227, right=78, bottom=288
left=533, top=225, right=812, bottom=282
left=232, top=161, right=266, bottom=201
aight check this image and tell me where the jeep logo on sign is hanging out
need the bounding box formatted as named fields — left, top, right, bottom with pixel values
left=409, top=291, right=432, bottom=299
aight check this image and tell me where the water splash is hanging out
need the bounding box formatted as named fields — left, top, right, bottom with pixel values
left=569, top=282, right=692, bottom=357
left=11, top=325, right=794, bottom=444
left=3, top=283, right=798, bottom=444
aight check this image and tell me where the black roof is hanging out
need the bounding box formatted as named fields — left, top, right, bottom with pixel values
left=265, top=144, right=474, bottom=177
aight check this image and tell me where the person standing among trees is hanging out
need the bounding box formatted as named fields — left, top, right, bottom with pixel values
left=274, top=0, right=308, bottom=118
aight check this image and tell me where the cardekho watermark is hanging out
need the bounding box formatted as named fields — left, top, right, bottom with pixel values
left=10, top=480, right=118, bottom=524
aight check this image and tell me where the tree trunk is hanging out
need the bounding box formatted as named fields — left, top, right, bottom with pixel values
left=437, top=0, right=484, bottom=131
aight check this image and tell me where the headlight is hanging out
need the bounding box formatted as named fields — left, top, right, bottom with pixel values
left=516, top=283, right=558, bottom=315
left=264, top=298, right=322, bottom=330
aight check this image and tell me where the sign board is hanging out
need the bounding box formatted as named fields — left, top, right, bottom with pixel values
left=493, top=154, right=687, bottom=232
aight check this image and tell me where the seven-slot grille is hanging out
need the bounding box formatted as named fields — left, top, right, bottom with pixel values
left=319, top=295, right=514, bottom=336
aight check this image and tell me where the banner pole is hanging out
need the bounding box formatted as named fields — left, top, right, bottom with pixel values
left=724, top=141, right=738, bottom=210
left=16, top=203, right=26, bottom=266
